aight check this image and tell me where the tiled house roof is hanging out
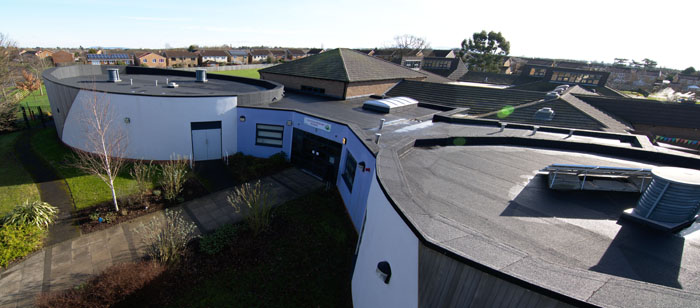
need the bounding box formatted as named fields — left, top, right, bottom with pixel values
left=260, top=48, right=427, bottom=82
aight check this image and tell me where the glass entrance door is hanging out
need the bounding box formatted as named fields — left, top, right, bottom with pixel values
left=291, top=128, right=342, bottom=181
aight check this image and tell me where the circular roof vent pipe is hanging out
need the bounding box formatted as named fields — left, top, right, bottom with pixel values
left=630, top=167, right=700, bottom=230
left=107, top=68, right=121, bottom=83
left=196, top=69, right=207, bottom=83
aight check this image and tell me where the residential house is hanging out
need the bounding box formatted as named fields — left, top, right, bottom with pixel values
left=19, top=50, right=38, bottom=62
left=287, top=48, right=306, bottom=60
left=429, top=49, right=456, bottom=58
left=250, top=49, right=272, bottom=63
left=135, top=52, right=166, bottom=68
left=260, top=48, right=427, bottom=99
left=36, top=50, right=54, bottom=59
left=419, top=57, right=468, bottom=81
left=50, top=50, right=74, bottom=66
left=163, top=50, right=198, bottom=67
left=227, top=49, right=250, bottom=64
left=270, top=49, right=287, bottom=62
left=674, top=74, right=700, bottom=91
left=306, top=48, right=324, bottom=56
left=86, top=54, right=133, bottom=65
left=199, top=50, right=229, bottom=66
left=606, top=67, right=662, bottom=91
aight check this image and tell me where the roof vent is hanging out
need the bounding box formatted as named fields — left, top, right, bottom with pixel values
left=534, top=107, right=555, bottom=121
left=554, top=84, right=569, bottom=91
left=545, top=91, right=560, bottom=100
left=363, top=96, right=418, bottom=113
left=107, top=68, right=121, bottom=82
left=167, top=82, right=179, bottom=88
left=195, top=69, right=207, bottom=82
left=629, top=167, right=700, bottom=230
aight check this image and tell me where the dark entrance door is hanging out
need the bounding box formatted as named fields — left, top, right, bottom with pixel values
left=291, top=128, right=342, bottom=181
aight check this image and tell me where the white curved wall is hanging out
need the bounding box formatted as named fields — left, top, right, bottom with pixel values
left=62, top=90, right=237, bottom=161
left=352, top=176, right=418, bottom=308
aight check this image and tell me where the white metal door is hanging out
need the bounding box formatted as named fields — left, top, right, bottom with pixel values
left=206, top=129, right=221, bottom=160
left=192, top=129, right=209, bottom=161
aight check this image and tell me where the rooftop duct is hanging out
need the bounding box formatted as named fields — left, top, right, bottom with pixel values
left=363, top=96, right=418, bottom=113
left=107, top=68, right=121, bottom=82
left=196, top=69, right=207, bottom=82
left=627, top=167, right=700, bottom=231
left=545, top=91, right=560, bottom=100
left=534, top=107, right=555, bottom=121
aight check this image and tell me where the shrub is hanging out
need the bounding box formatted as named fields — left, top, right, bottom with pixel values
left=35, top=261, right=165, bottom=308
left=199, top=224, right=239, bottom=255
left=2, top=200, right=58, bottom=228
left=160, top=156, right=189, bottom=202
left=0, top=224, right=45, bottom=267
left=137, top=209, right=197, bottom=265
left=129, top=160, right=153, bottom=202
left=227, top=180, right=272, bottom=236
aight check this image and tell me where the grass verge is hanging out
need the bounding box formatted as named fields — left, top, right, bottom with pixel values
left=210, top=68, right=260, bottom=79
left=30, top=128, right=140, bottom=210
left=0, top=132, right=40, bottom=215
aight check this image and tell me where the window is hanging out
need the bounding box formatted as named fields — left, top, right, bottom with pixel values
left=404, top=60, right=421, bottom=68
left=529, top=67, right=547, bottom=77
left=159, top=59, right=164, bottom=62
left=341, top=151, right=357, bottom=192
left=301, top=85, right=325, bottom=94
left=256, top=124, right=284, bottom=147
left=152, top=59, right=156, bottom=63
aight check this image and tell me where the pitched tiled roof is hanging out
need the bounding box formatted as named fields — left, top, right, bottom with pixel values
left=200, top=50, right=228, bottom=57
left=287, top=48, right=305, bottom=56
left=459, top=71, right=521, bottom=85
left=575, top=94, right=700, bottom=129
left=527, top=59, right=554, bottom=66
left=163, top=50, right=198, bottom=57
left=250, top=49, right=271, bottom=56
left=260, top=48, right=427, bottom=82
left=86, top=54, right=130, bottom=60
left=386, top=80, right=545, bottom=114
left=270, top=49, right=287, bottom=56
left=228, top=49, right=249, bottom=56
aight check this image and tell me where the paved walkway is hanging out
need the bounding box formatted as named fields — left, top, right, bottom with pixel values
left=0, top=167, right=322, bottom=308
left=14, top=130, right=80, bottom=246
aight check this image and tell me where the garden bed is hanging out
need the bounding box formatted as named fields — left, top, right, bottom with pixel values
left=75, top=178, right=208, bottom=234
left=38, top=189, right=357, bottom=308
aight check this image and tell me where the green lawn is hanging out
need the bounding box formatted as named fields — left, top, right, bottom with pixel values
left=210, top=69, right=260, bottom=79
left=172, top=190, right=356, bottom=307
left=31, top=128, right=140, bottom=210
left=0, top=132, right=40, bottom=216
left=18, top=85, right=50, bottom=110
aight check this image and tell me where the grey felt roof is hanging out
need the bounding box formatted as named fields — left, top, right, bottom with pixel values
left=386, top=80, right=545, bottom=114
left=260, top=48, right=427, bottom=82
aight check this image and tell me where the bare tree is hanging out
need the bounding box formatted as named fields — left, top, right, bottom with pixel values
left=72, top=90, right=127, bottom=212
left=0, top=33, right=19, bottom=100
left=391, top=34, right=431, bottom=58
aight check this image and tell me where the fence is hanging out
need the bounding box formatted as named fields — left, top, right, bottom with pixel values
left=175, top=63, right=276, bottom=72
left=17, top=105, right=51, bottom=130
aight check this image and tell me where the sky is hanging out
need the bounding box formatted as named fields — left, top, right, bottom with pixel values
left=1, top=0, right=698, bottom=70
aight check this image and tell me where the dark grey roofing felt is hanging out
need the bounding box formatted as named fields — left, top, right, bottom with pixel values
left=576, top=94, right=700, bottom=129
left=378, top=143, right=700, bottom=307
left=430, top=49, right=454, bottom=57
left=260, top=48, right=427, bottom=82
left=386, top=80, right=545, bottom=114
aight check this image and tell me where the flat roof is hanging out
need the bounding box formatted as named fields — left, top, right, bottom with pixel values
left=377, top=142, right=700, bottom=307
left=56, top=73, right=265, bottom=96
left=43, top=66, right=276, bottom=97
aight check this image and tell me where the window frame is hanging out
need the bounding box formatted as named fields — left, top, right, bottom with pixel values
left=341, top=151, right=357, bottom=192
left=255, top=123, right=284, bottom=148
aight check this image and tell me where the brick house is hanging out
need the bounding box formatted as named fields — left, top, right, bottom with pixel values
left=135, top=52, right=167, bottom=68
left=227, top=49, right=250, bottom=64
left=286, top=49, right=306, bottom=60
left=51, top=50, right=74, bottom=66
left=250, top=49, right=272, bottom=63
left=199, top=50, right=229, bottom=66
left=260, top=48, right=427, bottom=99
left=163, top=50, right=199, bottom=67
left=270, top=49, right=287, bottom=61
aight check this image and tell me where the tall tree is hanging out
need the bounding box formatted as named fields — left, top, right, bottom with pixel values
left=0, top=33, right=19, bottom=100
left=681, top=66, right=696, bottom=75
left=460, top=30, right=510, bottom=72
left=391, top=34, right=430, bottom=58
left=642, top=58, right=657, bottom=69
left=72, top=90, right=127, bottom=212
